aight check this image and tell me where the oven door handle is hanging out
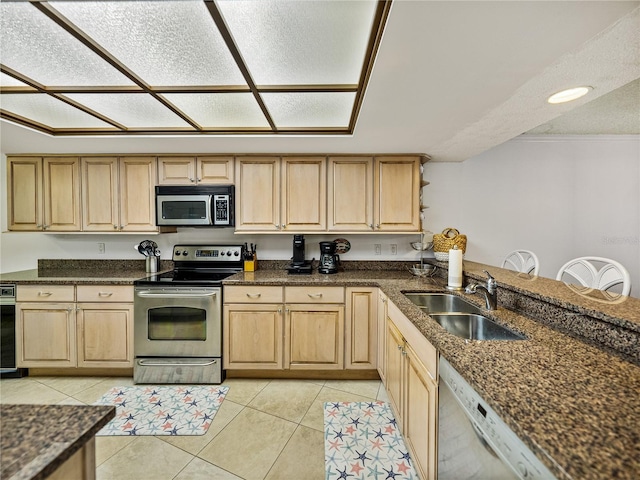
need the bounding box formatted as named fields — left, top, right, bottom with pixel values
left=136, top=291, right=217, bottom=298
left=136, top=359, right=218, bottom=367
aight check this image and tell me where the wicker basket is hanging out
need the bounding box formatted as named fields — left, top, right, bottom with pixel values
left=433, top=227, right=467, bottom=254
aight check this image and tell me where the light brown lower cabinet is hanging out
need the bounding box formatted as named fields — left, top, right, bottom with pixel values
left=345, top=287, right=377, bottom=369
left=16, top=285, right=133, bottom=368
left=384, top=300, right=438, bottom=480
left=223, top=286, right=349, bottom=370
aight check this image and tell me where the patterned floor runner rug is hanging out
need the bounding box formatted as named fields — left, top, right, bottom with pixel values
left=94, top=385, right=228, bottom=436
left=324, top=401, right=419, bottom=480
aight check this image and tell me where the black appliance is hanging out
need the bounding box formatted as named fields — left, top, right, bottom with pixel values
left=155, top=185, right=234, bottom=227
left=1, top=284, right=27, bottom=378
left=287, top=235, right=312, bottom=274
left=318, top=241, right=340, bottom=274
left=133, top=244, right=244, bottom=384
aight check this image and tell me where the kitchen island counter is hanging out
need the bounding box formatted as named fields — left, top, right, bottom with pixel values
left=223, top=267, right=640, bottom=480
left=0, top=404, right=115, bottom=480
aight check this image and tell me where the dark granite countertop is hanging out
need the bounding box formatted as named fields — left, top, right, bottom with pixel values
left=223, top=267, right=640, bottom=480
left=0, top=404, right=115, bottom=480
left=0, top=260, right=173, bottom=285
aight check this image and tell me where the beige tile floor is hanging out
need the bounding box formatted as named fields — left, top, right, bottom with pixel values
left=0, top=376, right=391, bottom=480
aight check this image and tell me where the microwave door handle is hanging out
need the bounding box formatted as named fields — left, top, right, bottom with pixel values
left=206, top=195, right=213, bottom=225
left=136, top=291, right=217, bottom=298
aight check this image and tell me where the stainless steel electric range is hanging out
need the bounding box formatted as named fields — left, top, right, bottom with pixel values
left=133, top=244, right=244, bottom=384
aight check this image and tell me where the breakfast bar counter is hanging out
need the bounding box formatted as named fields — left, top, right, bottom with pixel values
left=0, top=404, right=115, bottom=480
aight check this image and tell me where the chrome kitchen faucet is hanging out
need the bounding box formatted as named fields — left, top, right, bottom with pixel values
left=465, top=270, right=498, bottom=310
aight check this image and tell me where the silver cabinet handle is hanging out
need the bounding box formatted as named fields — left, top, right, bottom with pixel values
left=307, top=293, right=323, bottom=298
left=113, top=224, right=118, bottom=229
left=282, top=224, right=287, bottom=229
left=189, top=178, right=195, bottom=182
left=375, top=224, right=380, bottom=229
left=38, top=291, right=53, bottom=297
left=246, top=293, right=262, bottom=298
left=98, top=292, right=113, bottom=297
left=369, top=224, right=373, bottom=229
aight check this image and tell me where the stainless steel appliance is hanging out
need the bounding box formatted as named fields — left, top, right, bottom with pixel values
left=438, top=357, right=556, bottom=480
left=155, top=185, right=234, bottom=227
left=287, top=234, right=312, bottom=274
left=318, top=241, right=339, bottom=274
left=134, top=244, right=243, bottom=384
left=1, top=284, right=27, bottom=378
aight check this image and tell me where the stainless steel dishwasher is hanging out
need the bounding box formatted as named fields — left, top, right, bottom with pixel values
left=438, top=357, right=556, bottom=480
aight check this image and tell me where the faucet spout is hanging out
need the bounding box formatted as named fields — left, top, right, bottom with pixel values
left=464, top=270, right=498, bottom=310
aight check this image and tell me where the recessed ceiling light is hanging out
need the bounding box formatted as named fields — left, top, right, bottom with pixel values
left=547, top=86, right=592, bottom=104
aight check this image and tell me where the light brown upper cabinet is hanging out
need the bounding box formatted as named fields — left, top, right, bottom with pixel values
left=328, top=155, right=421, bottom=232
left=81, top=156, right=157, bottom=232
left=157, top=156, right=234, bottom=185
left=7, top=156, right=80, bottom=231
left=328, top=156, right=374, bottom=231
left=235, top=156, right=326, bottom=232
left=374, top=156, right=421, bottom=231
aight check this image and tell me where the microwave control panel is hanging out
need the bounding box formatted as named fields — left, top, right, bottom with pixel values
left=213, top=194, right=230, bottom=225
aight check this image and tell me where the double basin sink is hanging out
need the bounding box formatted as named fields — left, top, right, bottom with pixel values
left=403, top=293, right=526, bottom=341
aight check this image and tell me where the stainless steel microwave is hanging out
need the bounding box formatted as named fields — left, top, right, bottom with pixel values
left=155, top=185, right=234, bottom=227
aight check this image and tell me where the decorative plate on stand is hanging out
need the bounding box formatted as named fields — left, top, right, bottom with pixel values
left=333, top=238, right=351, bottom=254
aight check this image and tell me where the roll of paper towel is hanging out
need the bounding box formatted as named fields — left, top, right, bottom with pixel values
left=448, top=247, right=463, bottom=288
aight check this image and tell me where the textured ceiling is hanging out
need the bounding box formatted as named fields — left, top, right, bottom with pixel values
left=1, top=1, right=639, bottom=162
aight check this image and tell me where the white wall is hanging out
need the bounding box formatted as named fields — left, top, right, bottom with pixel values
left=424, top=135, right=640, bottom=298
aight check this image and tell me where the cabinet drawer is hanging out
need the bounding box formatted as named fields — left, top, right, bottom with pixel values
left=17, top=285, right=75, bottom=302
left=285, top=286, right=344, bottom=303
left=76, top=285, right=133, bottom=303
left=224, top=286, right=283, bottom=303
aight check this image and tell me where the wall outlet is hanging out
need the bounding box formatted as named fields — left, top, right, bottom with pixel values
left=374, top=244, right=381, bottom=255
left=98, top=243, right=105, bottom=254
left=390, top=244, right=397, bottom=255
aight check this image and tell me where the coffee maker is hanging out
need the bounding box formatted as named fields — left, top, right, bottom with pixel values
left=318, top=241, right=340, bottom=274
left=287, top=235, right=313, bottom=274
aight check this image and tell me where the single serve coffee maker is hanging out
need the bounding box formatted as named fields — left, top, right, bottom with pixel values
left=318, top=241, right=340, bottom=274
left=287, top=234, right=313, bottom=274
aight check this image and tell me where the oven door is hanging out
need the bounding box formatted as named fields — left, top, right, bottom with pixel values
left=156, top=194, right=212, bottom=226
left=134, top=287, right=221, bottom=357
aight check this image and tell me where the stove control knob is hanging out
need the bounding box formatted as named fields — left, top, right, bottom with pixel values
left=234, top=251, right=240, bottom=256
left=175, top=251, right=182, bottom=256
left=220, top=251, right=226, bottom=256
left=227, top=251, right=232, bottom=256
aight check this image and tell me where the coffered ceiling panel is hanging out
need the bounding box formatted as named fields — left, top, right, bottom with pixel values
left=0, top=0, right=389, bottom=136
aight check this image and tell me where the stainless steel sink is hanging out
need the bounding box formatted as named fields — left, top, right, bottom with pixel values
left=403, top=293, right=483, bottom=314
left=429, top=314, right=526, bottom=341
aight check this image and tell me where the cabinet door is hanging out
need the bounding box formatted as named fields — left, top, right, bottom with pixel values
left=43, top=157, right=81, bottom=231
left=235, top=157, right=281, bottom=231
left=377, top=290, right=388, bottom=382
left=328, top=156, right=373, bottom=231
left=404, top=342, right=437, bottom=480
left=281, top=157, right=326, bottom=231
left=374, top=156, right=420, bottom=231
left=385, top=319, right=405, bottom=425
left=157, top=157, right=196, bottom=185
left=81, top=157, right=119, bottom=231
left=16, top=303, right=76, bottom=367
left=7, top=156, right=43, bottom=231
left=223, top=304, right=283, bottom=369
left=119, top=156, right=157, bottom=232
left=345, top=287, right=377, bottom=369
left=286, top=304, right=344, bottom=370
left=77, top=303, right=133, bottom=367
left=197, top=156, right=234, bottom=184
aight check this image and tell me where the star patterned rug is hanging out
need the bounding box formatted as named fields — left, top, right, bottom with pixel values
left=324, top=401, right=419, bottom=480
left=93, top=385, right=228, bottom=436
